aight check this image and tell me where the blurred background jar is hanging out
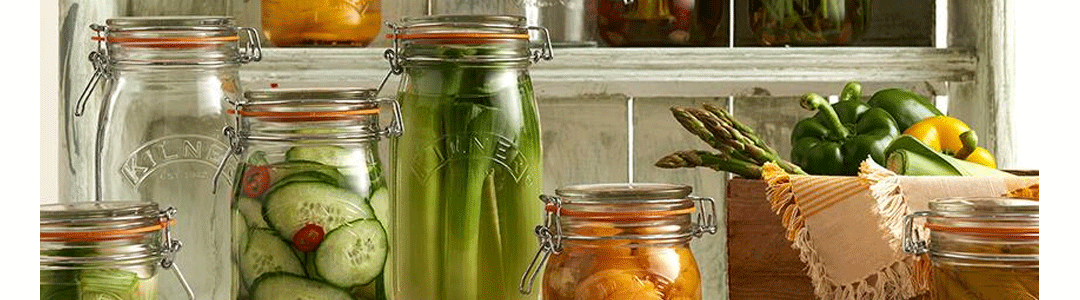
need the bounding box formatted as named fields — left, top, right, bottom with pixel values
left=527, top=0, right=597, bottom=47
left=598, top=0, right=730, bottom=46
left=262, top=0, right=382, bottom=47
left=748, top=0, right=870, bottom=46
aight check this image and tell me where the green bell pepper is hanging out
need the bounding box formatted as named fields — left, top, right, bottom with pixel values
left=791, top=82, right=901, bottom=175
left=866, top=87, right=944, bottom=131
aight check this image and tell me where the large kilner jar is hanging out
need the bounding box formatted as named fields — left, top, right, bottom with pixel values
left=74, top=16, right=262, bottom=300
left=40, top=201, right=192, bottom=300
left=519, top=183, right=718, bottom=300
left=218, top=88, right=402, bottom=300
left=904, top=197, right=1039, bottom=300
left=384, top=15, right=553, bottom=299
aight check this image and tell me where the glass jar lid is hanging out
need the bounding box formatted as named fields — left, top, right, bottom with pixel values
left=229, top=88, right=401, bottom=142
left=88, top=15, right=261, bottom=64
left=925, top=197, right=1039, bottom=236
left=40, top=201, right=179, bottom=268
left=385, top=15, right=553, bottom=68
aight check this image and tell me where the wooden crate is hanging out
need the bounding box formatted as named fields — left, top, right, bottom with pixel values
left=726, top=177, right=815, bottom=300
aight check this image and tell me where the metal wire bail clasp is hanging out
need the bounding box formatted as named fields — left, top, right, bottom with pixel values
left=211, top=98, right=245, bottom=194
left=376, top=98, right=404, bottom=138
left=158, top=206, right=195, bottom=300
left=519, top=194, right=563, bottom=295
left=237, top=27, right=263, bottom=64
left=903, top=211, right=933, bottom=255
left=377, top=22, right=405, bottom=96
left=526, top=26, right=554, bottom=63
left=690, top=196, right=719, bottom=237
left=74, top=24, right=110, bottom=117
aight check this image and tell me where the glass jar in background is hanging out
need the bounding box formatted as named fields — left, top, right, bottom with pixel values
left=261, top=0, right=382, bottom=47
left=40, top=201, right=192, bottom=300
left=386, top=15, right=551, bottom=300
left=527, top=0, right=597, bottom=47
left=519, top=183, right=719, bottom=300
left=903, top=198, right=1039, bottom=300
left=74, top=16, right=261, bottom=300
left=598, top=0, right=730, bottom=46
left=749, top=0, right=870, bottom=46
left=218, top=88, right=402, bottom=300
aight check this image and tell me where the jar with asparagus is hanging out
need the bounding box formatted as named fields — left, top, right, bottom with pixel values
left=385, top=15, right=553, bottom=299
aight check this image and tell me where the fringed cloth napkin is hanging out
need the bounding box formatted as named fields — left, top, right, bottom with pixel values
left=760, top=161, right=1039, bottom=300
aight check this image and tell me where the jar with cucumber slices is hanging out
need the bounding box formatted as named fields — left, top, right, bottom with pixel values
left=40, top=201, right=192, bottom=300
left=218, top=88, right=402, bottom=300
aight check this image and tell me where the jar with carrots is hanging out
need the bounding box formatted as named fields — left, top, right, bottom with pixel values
left=519, top=183, right=718, bottom=300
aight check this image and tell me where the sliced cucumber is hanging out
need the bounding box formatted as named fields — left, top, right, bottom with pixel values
left=286, top=145, right=360, bottom=168
left=250, top=273, right=353, bottom=300
left=369, top=187, right=390, bottom=225
left=267, top=171, right=344, bottom=194
left=241, top=229, right=304, bottom=288
left=263, top=181, right=374, bottom=239
left=232, top=209, right=249, bottom=259
left=237, top=196, right=269, bottom=229
left=269, top=161, right=347, bottom=187
left=315, top=219, right=388, bottom=288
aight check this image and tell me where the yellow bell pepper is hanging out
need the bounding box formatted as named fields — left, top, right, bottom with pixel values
left=903, top=116, right=996, bottom=168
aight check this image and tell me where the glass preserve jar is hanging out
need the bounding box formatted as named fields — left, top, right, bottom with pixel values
left=40, top=201, right=192, bottom=300
left=519, top=183, right=718, bottom=300
left=74, top=16, right=262, bottom=300
left=749, top=0, right=870, bottom=46
left=598, top=0, right=729, bottom=46
left=219, top=88, right=402, bottom=300
left=903, top=197, right=1039, bottom=300
left=385, top=15, right=552, bottom=300
left=261, top=0, right=382, bottom=47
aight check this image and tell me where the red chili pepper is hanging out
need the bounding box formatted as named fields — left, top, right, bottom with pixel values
left=293, top=223, right=325, bottom=252
left=242, top=165, right=271, bottom=198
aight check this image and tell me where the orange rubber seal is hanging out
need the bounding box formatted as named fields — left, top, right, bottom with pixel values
left=545, top=203, right=696, bottom=219
left=41, top=219, right=176, bottom=242
left=389, top=33, right=529, bottom=40
left=926, top=223, right=1039, bottom=237
left=92, top=36, right=239, bottom=49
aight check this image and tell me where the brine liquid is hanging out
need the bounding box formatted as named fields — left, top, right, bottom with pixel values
left=390, top=65, right=544, bottom=300
left=543, top=243, right=701, bottom=300
left=931, top=263, right=1038, bottom=300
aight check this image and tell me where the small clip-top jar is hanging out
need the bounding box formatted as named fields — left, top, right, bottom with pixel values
left=520, top=183, right=718, bottom=300
left=40, top=201, right=191, bottom=300
left=904, top=197, right=1039, bottom=300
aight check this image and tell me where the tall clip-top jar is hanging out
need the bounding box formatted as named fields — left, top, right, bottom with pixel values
left=384, top=15, right=553, bottom=300
left=216, top=88, right=402, bottom=300
left=40, top=201, right=193, bottom=300
left=73, top=16, right=262, bottom=300
left=519, top=183, right=718, bottom=300
left=903, top=197, right=1039, bottom=300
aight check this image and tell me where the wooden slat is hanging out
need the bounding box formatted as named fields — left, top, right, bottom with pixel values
left=726, top=178, right=815, bottom=300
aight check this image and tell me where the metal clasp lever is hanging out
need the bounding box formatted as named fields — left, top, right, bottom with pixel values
left=159, top=207, right=196, bottom=300
left=903, top=211, right=932, bottom=255
left=690, top=196, right=718, bottom=237
left=376, top=98, right=404, bottom=138
left=519, top=195, right=563, bottom=295
left=526, top=26, right=554, bottom=63
left=74, top=24, right=109, bottom=117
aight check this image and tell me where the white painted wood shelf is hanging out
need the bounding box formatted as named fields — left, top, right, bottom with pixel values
left=240, top=47, right=977, bottom=97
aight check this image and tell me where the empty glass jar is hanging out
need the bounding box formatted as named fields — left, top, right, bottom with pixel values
left=520, top=183, right=718, bottom=300
left=904, top=197, right=1039, bottom=300
left=74, top=16, right=261, bottom=300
